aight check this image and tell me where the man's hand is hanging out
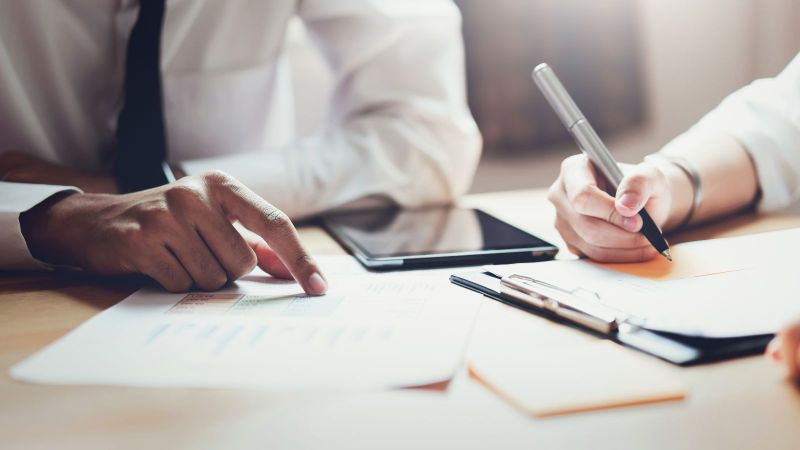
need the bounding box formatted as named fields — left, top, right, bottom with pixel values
left=547, top=154, right=676, bottom=262
left=0, top=151, right=119, bottom=193
left=766, top=320, right=800, bottom=385
left=19, top=171, right=327, bottom=294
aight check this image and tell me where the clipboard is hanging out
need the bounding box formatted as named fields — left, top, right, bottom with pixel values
left=450, top=270, right=773, bottom=365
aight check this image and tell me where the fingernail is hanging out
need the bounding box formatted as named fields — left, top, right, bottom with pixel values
left=308, top=272, right=327, bottom=295
left=619, top=193, right=639, bottom=209
left=622, top=217, right=637, bottom=231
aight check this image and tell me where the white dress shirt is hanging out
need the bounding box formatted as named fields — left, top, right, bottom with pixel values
left=0, top=0, right=481, bottom=269
left=694, top=52, right=800, bottom=212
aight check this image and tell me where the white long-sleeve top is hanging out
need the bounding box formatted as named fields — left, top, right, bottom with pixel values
left=695, top=52, right=800, bottom=212
left=0, top=0, right=481, bottom=269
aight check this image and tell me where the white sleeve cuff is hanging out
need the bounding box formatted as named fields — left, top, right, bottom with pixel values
left=0, top=182, right=82, bottom=270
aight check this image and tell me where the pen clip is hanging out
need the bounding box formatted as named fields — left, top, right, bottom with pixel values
left=499, top=274, right=622, bottom=334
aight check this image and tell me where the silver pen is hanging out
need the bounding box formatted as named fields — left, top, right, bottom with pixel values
left=532, top=63, right=671, bottom=261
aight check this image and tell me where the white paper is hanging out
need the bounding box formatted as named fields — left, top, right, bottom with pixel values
left=489, top=229, right=800, bottom=338
left=628, top=266, right=800, bottom=337
left=11, top=257, right=480, bottom=390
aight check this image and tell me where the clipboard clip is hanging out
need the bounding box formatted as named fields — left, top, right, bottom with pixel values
left=498, top=273, right=644, bottom=334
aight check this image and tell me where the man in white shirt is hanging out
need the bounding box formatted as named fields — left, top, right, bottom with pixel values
left=0, top=1, right=481, bottom=293
left=548, top=52, right=800, bottom=383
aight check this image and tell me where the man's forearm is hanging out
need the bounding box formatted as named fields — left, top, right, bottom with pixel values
left=0, top=151, right=119, bottom=194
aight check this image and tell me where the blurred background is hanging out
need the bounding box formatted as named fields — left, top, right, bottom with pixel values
left=287, top=0, right=800, bottom=194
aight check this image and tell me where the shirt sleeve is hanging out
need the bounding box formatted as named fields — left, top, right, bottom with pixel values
left=693, top=52, right=800, bottom=212
left=180, top=0, right=481, bottom=219
left=0, top=181, right=81, bottom=270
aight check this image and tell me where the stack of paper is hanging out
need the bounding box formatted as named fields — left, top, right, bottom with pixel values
left=11, top=256, right=479, bottom=390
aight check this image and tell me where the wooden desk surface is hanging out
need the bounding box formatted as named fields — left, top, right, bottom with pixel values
left=3, top=189, right=800, bottom=450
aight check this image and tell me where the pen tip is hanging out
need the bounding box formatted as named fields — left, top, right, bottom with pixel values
left=661, top=249, right=672, bottom=262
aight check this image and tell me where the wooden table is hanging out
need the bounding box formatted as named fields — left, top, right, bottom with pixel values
left=3, top=189, right=800, bottom=450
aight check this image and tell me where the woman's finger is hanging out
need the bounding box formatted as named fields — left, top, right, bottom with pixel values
left=551, top=185, right=648, bottom=248
left=560, top=155, right=633, bottom=230
left=780, top=324, right=800, bottom=382
left=554, top=215, right=658, bottom=263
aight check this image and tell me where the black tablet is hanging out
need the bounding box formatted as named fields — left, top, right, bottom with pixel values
left=321, top=206, right=559, bottom=270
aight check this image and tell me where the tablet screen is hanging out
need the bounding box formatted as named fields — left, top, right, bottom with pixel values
left=323, top=207, right=554, bottom=258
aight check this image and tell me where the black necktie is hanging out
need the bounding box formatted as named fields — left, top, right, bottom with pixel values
left=114, top=0, right=174, bottom=193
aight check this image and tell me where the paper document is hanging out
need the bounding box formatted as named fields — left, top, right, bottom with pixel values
left=595, top=228, right=791, bottom=280
left=11, top=256, right=479, bottom=390
left=488, top=228, right=800, bottom=338
left=470, top=341, right=686, bottom=417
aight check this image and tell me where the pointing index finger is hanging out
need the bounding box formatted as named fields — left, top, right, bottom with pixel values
left=208, top=172, right=328, bottom=295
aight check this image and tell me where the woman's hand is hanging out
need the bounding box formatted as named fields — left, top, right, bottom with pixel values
left=547, top=154, right=682, bottom=262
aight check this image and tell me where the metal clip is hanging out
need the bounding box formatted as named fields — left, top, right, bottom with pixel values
left=499, top=274, right=623, bottom=334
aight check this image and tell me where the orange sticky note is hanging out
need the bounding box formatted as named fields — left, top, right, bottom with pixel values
left=469, top=341, right=686, bottom=418
left=593, top=241, right=746, bottom=280
left=593, top=229, right=800, bottom=281
left=589, top=227, right=789, bottom=282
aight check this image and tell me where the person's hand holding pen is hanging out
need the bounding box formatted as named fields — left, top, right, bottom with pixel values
left=533, top=64, right=677, bottom=262
left=547, top=155, right=693, bottom=262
